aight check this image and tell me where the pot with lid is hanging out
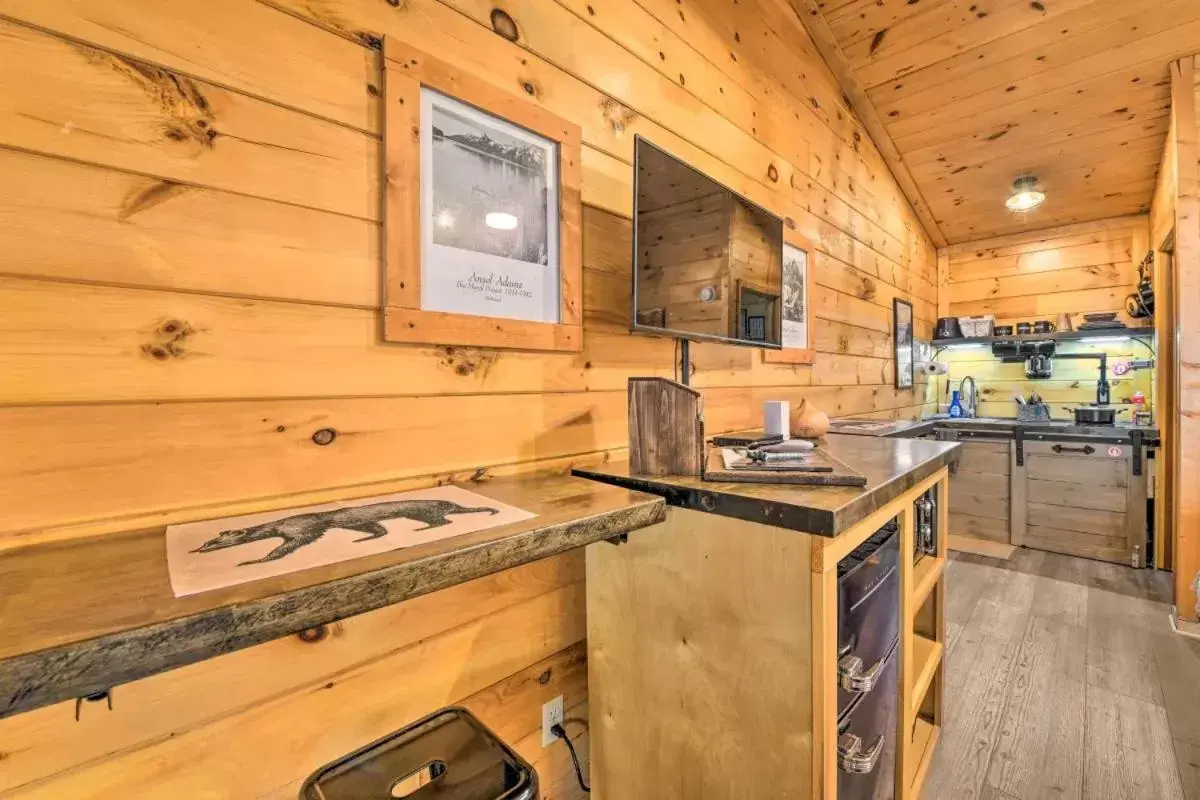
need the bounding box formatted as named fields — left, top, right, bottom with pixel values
left=1062, top=404, right=1127, bottom=426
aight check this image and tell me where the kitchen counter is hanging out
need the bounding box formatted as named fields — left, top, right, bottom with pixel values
left=830, top=416, right=1159, bottom=444
left=573, top=433, right=960, bottom=536
left=0, top=474, right=665, bottom=719
left=581, top=433, right=954, bottom=798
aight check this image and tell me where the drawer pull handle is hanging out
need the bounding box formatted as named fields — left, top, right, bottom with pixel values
left=1051, top=444, right=1095, bottom=455
left=838, top=653, right=885, bottom=693
left=838, top=733, right=885, bottom=775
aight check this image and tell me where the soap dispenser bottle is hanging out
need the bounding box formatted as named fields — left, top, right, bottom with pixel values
left=948, top=390, right=964, bottom=418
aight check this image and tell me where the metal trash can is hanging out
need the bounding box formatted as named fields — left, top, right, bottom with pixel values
left=300, top=707, right=537, bottom=800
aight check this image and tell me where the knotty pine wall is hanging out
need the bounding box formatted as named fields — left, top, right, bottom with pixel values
left=0, top=0, right=936, bottom=795
left=1149, top=56, right=1199, bottom=620
left=943, top=216, right=1148, bottom=330
left=938, top=217, right=1153, bottom=419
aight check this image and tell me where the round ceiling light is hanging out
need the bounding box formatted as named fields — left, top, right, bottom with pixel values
left=1005, top=176, right=1045, bottom=212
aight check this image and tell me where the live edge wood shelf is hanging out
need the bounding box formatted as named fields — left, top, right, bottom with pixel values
left=0, top=475, right=664, bottom=720
left=575, top=433, right=958, bottom=799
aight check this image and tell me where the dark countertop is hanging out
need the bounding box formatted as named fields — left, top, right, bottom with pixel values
left=829, top=416, right=1159, bottom=444
left=0, top=474, right=665, bottom=719
left=572, top=433, right=960, bottom=537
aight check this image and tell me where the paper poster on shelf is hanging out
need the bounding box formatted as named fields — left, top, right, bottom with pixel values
left=165, top=486, right=536, bottom=597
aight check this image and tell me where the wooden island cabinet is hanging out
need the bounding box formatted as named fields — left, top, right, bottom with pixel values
left=575, top=434, right=958, bottom=799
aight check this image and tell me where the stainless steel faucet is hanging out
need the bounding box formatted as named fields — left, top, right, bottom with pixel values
left=958, top=375, right=977, bottom=419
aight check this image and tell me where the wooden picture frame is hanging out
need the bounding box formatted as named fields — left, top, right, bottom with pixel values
left=894, top=298, right=915, bottom=389
left=381, top=38, right=583, bottom=352
left=763, top=230, right=816, bottom=365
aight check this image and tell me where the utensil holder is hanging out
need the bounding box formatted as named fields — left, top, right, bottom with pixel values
left=1017, top=403, right=1051, bottom=422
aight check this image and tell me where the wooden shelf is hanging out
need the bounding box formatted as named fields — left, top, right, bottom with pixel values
left=906, top=717, right=940, bottom=797
left=0, top=475, right=666, bottom=720
left=932, top=328, right=1154, bottom=348
left=910, top=555, right=946, bottom=615
left=909, top=634, right=943, bottom=716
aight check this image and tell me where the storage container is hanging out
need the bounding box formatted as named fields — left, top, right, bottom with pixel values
left=300, top=707, right=537, bottom=800
left=957, top=315, right=994, bottom=337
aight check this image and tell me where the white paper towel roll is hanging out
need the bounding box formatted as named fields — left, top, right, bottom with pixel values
left=921, top=361, right=949, bottom=376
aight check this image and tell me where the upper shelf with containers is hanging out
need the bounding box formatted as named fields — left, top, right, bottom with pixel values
left=932, top=311, right=1154, bottom=350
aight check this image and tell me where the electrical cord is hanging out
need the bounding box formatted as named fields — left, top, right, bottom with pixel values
left=551, top=722, right=590, bottom=793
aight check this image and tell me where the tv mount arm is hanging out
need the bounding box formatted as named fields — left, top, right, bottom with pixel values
left=1053, top=352, right=1109, bottom=405
left=678, top=338, right=691, bottom=386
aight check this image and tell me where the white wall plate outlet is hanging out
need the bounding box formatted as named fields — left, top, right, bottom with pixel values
left=541, top=694, right=564, bottom=747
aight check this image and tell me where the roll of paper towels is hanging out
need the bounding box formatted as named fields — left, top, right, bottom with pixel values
left=921, top=361, right=949, bottom=376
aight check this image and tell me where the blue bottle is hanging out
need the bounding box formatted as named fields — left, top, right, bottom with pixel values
left=948, top=390, right=964, bottom=418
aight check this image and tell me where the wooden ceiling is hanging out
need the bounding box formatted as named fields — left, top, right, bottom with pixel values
left=795, top=0, right=1200, bottom=244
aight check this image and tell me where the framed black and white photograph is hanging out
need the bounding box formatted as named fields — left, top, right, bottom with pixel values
left=781, top=242, right=809, bottom=350
left=894, top=298, right=914, bottom=389
left=763, top=232, right=816, bottom=365
left=381, top=38, right=583, bottom=353
left=420, top=89, right=560, bottom=324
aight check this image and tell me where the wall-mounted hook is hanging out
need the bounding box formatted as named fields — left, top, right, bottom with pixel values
left=74, top=689, right=113, bottom=722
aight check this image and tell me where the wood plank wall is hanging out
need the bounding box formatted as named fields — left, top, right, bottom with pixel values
left=943, top=216, right=1149, bottom=330
left=1183, top=57, right=1200, bottom=623
left=1149, top=56, right=1199, bottom=622
left=0, top=0, right=936, bottom=795
left=939, top=216, right=1153, bottom=419
left=936, top=340, right=1155, bottom=422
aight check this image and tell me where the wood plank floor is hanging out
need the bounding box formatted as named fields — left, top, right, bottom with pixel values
left=924, top=548, right=1200, bottom=800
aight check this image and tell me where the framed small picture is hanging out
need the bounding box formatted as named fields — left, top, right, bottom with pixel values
left=763, top=231, right=816, bottom=365
left=894, top=298, right=914, bottom=389
left=420, top=90, right=559, bottom=324
left=381, top=39, right=583, bottom=352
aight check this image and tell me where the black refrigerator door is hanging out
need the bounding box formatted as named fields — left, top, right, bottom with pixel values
left=838, top=528, right=900, bottom=712
left=836, top=640, right=899, bottom=800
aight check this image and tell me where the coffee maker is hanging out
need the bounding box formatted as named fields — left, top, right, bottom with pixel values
left=1025, top=353, right=1053, bottom=379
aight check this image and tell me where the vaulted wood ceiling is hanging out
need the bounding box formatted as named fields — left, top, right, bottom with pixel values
left=795, top=0, right=1200, bottom=244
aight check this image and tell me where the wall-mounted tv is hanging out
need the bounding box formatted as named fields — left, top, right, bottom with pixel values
left=631, top=136, right=784, bottom=349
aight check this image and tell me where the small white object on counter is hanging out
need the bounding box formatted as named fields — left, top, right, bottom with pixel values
left=763, top=400, right=790, bottom=438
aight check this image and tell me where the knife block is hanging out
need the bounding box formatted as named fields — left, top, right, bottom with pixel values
left=627, top=377, right=704, bottom=476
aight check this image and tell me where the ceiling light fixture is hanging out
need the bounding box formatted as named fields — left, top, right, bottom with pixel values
left=1005, top=176, right=1046, bottom=212
left=485, top=211, right=519, bottom=231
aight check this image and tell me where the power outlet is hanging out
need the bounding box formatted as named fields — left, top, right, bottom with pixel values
left=541, top=694, right=564, bottom=747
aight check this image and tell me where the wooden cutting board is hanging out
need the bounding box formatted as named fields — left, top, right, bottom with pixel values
left=702, top=447, right=868, bottom=486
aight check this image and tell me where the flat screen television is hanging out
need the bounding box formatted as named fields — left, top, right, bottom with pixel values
left=632, top=136, right=784, bottom=349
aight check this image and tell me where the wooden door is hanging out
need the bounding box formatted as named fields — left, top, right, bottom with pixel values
left=1012, top=441, right=1147, bottom=566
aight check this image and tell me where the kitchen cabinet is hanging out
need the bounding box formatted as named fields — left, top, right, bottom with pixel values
left=1012, top=440, right=1148, bottom=566
left=575, top=436, right=960, bottom=800
left=947, top=438, right=1012, bottom=544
